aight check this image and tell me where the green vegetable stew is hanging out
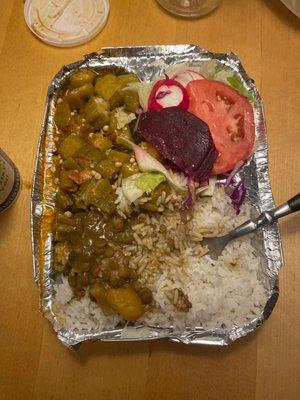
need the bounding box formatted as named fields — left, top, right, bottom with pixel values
left=52, top=69, right=173, bottom=321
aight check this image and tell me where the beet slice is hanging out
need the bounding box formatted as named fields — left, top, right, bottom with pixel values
left=137, top=107, right=218, bottom=183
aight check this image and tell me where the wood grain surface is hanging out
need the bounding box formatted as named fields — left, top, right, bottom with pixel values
left=0, top=1, right=299, bottom=399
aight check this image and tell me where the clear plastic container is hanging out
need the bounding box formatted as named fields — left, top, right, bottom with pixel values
left=156, top=0, right=221, bottom=17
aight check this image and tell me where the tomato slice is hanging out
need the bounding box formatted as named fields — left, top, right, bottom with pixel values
left=187, top=79, right=255, bottom=174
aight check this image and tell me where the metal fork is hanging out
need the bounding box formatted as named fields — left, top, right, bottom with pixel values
left=201, top=193, right=300, bottom=260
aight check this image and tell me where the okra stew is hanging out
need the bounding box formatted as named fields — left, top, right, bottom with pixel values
left=53, top=68, right=167, bottom=322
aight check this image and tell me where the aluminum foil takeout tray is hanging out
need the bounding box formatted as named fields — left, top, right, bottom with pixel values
left=31, top=45, right=283, bottom=348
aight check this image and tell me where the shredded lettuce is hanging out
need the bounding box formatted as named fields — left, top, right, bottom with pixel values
left=122, top=173, right=144, bottom=203
left=114, top=107, right=136, bottom=129
left=199, top=176, right=217, bottom=197
left=122, top=171, right=167, bottom=203
left=135, top=172, right=166, bottom=194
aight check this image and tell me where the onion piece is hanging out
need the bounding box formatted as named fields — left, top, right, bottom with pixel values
left=224, top=161, right=244, bottom=187
left=180, top=177, right=196, bottom=212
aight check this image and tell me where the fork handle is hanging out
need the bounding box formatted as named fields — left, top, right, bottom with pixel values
left=229, top=193, right=300, bottom=241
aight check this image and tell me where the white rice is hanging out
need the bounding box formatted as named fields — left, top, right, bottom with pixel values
left=53, top=187, right=268, bottom=333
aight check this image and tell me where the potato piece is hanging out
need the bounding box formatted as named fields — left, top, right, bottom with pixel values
left=90, top=284, right=113, bottom=315
left=106, top=287, right=143, bottom=321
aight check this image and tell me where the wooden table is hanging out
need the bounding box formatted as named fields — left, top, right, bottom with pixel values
left=0, top=1, right=299, bottom=399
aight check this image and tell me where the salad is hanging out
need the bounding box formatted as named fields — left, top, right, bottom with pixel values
left=126, top=62, right=256, bottom=213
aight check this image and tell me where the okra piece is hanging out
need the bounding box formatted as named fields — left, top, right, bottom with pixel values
left=97, top=191, right=117, bottom=214
left=76, top=178, right=116, bottom=214
left=115, top=126, right=133, bottom=146
left=55, top=191, right=73, bottom=210
left=74, top=144, right=106, bottom=168
left=75, top=179, right=95, bottom=206
left=95, top=158, right=118, bottom=179
left=108, top=89, right=125, bottom=109
left=54, top=101, right=71, bottom=129
left=65, top=83, right=94, bottom=109
left=108, top=149, right=131, bottom=164
left=63, top=157, right=81, bottom=171
left=121, top=162, right=140, bottom=178
left=66, top=114, right=91, bottom=136
left=58, top=135, right=85, bottom=159
left=59, top=171, right=78, bottom=193
left=124, top=90, right=140, bottom=113
left=84, top=96, right=110, bottom=129
left=69, top=70, right=96, bottom=88
left=54, top=212, right=84, bottom=243
left=117, top=73, right=140, bottom=86
left=94, top=74, right=122, bottom=101
left=89, top=133, right=112, bottom=152
left=53, top=263, right=66, bottom=273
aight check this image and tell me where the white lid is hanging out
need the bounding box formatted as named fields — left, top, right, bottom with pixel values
left=24, top=0, right=110, bottom=47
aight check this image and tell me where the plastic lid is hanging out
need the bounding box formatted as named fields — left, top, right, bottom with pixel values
left=24, top=0, right=109, bottom=47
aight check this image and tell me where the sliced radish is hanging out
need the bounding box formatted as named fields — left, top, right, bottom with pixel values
left=174, top=70, right=205, bottom=87
left=148, top=78, right=189, bottom=111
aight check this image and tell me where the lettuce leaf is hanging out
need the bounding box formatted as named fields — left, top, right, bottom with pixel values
left=227, top=76, right=258, bottom=106
left=135, top=172, right=166, bottom=194
left=122, top=172, right=166, bottom=203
